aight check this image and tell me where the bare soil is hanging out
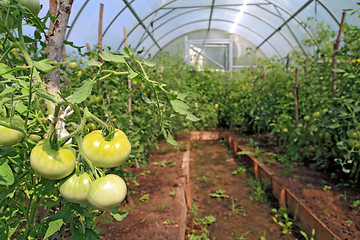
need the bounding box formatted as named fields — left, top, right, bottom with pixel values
left=98, top=131, right=360, bottom=240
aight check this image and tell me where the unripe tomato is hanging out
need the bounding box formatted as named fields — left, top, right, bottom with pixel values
left=30, top=140, right=76, bottom=180
left=69, top=61, right=77, bottom=70
left=348, top=139, right=360, bottom=149
left=60, top=172, right=92, bottom=203
left=93, top=96, right=102, bottom=104
left=282, top=128, right=288, bottom=133
left=347, top=129, right=359, bottom=139
left=18, top=0, right=40, bottom=16
left=86, top=122, right=97, bottom=131
left=87, top=174, right=127, bottom=211
left=29, top=134, right=42, bottom=142
left=0, top=116, right=25, bottom=146
left=312, top=111, right=321, bottom=119
left=76, top=70, right=82, bottom=77
left=304, top=115, right=311, bottom=121
left=82, top=129, right=131, bottom=168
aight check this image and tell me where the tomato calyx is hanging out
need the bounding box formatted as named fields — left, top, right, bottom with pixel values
left=101, top=125, right=116, bottom=141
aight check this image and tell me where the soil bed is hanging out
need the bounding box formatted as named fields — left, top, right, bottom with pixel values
left=186, top=139, right=296, bottom=240
left=233, top=134, right=360, bottom=240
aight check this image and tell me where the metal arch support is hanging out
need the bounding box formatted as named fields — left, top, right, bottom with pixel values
left=256, top=0, right=314, bottom=50
left=117, top=2, right=271, bottom=50
left=144, top=19, right=283, bottom=58
left=65, top=0, right=90, bottom=40
left=316, top=0, right=340, bottom=26
left=117, top=0, right=178, bottom=50
left=122, top=0, right=161, bottom=50
left=130, top=7, right=295, bottom=55
left=102, top=0, right=135, bottom=37
left=208, top=0, right=215, bottom=31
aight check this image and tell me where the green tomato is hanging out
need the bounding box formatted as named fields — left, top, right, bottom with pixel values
left=29, top=134, right=42, bottom=142
left=76, top=70, right=82, bottom=77
left=93, top=96, right=102, bottom=104
left=282, top=128, right=288, bottom=133
left=60, top=172, right=92, bottom=203
left=347, top=129, right=359, bottom=140
left=69, top=61, right=77, bottom=70
left=30, top=139, right=76, bottom=180
left=348, top=139, right=360, bottom=149
left=82, top=129, right=131, bottom=168
left=18, top=0, right=40, bottom=16
left=86, top=122, right=97, bottom=131
left=0, top=116, right=24, bottom=146
left=304, top=115, right=311, bottom=121
left=87, top=174, right=127, bottom=211
left=312, top=111, right=321, bottom=119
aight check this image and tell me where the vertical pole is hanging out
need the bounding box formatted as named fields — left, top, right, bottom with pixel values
left=98, top=3, right=103, bottom=50
left=185, top=35, right=190, bottom=65
left=229, top=34, right=233, bottom=79
left=262, top=65, right=266, bottom=81
left=332, top=12, right=346, bottom=99
left=294, top=68, right=299, bottom=127
left=124, top=27, right=132, bottom=115
left=286, top=53, right=290, bottom=74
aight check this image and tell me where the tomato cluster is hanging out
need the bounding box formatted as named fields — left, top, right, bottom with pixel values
left=0, top=120, right=131, bottom=211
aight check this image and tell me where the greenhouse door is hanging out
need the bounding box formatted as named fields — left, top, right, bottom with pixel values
left=185, top=36, right=233, bottom=71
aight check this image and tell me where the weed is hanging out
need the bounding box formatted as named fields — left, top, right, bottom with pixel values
left=345, top=219, right=353, bottom=227
left=300, top=229, right=315, bottom=240
left=139, top=193, right=149, bottom=203
left=351, top=199, right=360, bottom=210
left=321, top=208, right=329, bottom=216
left=232, top=166, right=246, bottom=176
left=230, top=197, right=247, bottom=217
left=198, top=215, right=216, bottom=225
left=271, top=208, right=294, bottom=235
left=323, top=185, right=332, bottom=191
left=165, top=219, right=175, bottom=225
left=140, top=170, right=151, bottom=176
left=132, top=179, right=140, bottom=186
left=170, top=188, right=177, bottom=197
left=210, top=188, right=227, bottom=198
left=306, top=183, right=312, bottom=188
left=248, top=179, right=267, bottom=203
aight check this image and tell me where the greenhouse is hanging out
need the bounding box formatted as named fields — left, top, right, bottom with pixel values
left=0, top=0, right=360, bottom=239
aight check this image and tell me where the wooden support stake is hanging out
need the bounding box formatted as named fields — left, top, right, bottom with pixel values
left=262, top=65, right=266, bottom=81
left=332, top=12, right=346, bottom=99
left=294, top=68, right=299, bottom=127
left=124, top=26, right=132, bottom=115
left=280, top=188, right=286, bottom=209
left=98, top=3, right=104, bottom=50
left=254, top=162, right=259, bottom=179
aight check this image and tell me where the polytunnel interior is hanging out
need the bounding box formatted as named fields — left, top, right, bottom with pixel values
left=31, top=0, right=360, bottom=69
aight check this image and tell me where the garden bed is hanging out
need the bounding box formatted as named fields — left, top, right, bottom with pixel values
left=223, top=131, right=360, bottom=240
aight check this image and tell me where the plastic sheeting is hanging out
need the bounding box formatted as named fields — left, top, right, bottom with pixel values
left=35, top=0, right=360, bottom=61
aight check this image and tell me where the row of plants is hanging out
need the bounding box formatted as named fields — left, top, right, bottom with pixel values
left=153, top=13, right=360, bottom=184
left=0, top=1, right=198, bottom=239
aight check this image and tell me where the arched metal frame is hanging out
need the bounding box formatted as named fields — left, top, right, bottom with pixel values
left=63, top=0, right=349, bottom=59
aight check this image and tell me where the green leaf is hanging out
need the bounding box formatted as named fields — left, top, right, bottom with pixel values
left=186, top=113, right=200, bottom=121
left=143, top=60, right=156, bottom=67
left=33, top=59, right=57, bottom=73
left=0, top=161, right=14, bottom=186
left=87, top=60, right=103, bottom=68
left=142, top=94, right=155, bottom=104
left=85, top=228, right=101, bottom=240
left=99, top=52, right=125, bottom=63
left=161, top=128, right=178, bottom=146
left=328, top=123, right=341, bottom=129
left=170, top=99, right=190, bottom=115
left=127, top=68, right=139, bottom=80
left=332, top=68, right=345, bottom=73
left=34, top=88, right=56, bottom=102
left=110, top=210, right=128, bottom=222
left=67, top=80, right=93, bottom=104
left=44, top=219, right=64, bottom=239
left=0, top=88, right=16, bottom=97
left=177, top=92, right=188, bottom=100
left=15, top=102, right=27, bottom=115
left=123, top=47, right=135, bottom=60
